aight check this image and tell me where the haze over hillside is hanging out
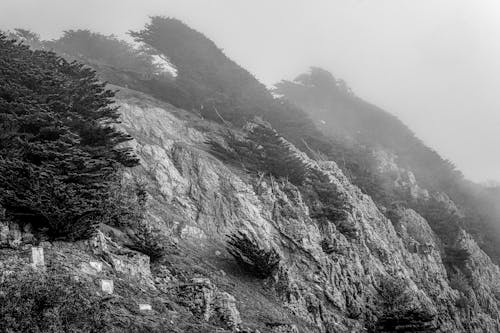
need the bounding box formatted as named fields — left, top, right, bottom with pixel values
left=3, top=8, right=500, bottom=331
left=1, top=0, right=500, bottom=183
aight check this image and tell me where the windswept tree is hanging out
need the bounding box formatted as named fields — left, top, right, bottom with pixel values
left=0, top=34, right=138, bottom=240
left=50, top=29, right=162, bottom=77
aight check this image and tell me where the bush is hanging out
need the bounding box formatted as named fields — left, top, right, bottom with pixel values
left=302, top=172, right=355, bottom=238
left=448, top=270, right=470, bottom=293
left=375, top=276, right=436, bottom=332
left=0, top=270, right=109, bottom=333
left=103, top=181, right=148, bottom=229
left=208, top=121, right=310, bottom=185
left=126, top=222, right=170, bottom=261
left=443, top=247, right=471, bottom=268
left=226, top=231, right=280, bottom=278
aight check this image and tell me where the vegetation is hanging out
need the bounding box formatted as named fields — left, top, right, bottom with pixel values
left=274, top=67, right=461, bottom=192
left=375, top=276, right=436, bottom=332
left=51, top=30, right=162, bottom=77
left=443, top=247, right=471, bottom=268
left=226, top=231, right=280, bottom=278
left=126, top=222, right=170, bottom=261
left=5, top=29, right=166, bottom=80
left=0, top=33, right=138, bottom=240
left=0, top=270, right=108, bottom=333
left=208, top=120, right=310, bottom=184
left=275, top=67, right=500, bottom=265
left=301, top=170, right=355, bottom=238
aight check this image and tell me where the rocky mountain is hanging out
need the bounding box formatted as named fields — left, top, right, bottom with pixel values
left=2, top=17, right=500, bottom=333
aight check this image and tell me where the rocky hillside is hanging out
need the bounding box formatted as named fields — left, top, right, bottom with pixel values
left=112, top=86, right=500, bottom=332
left=2, top=18, right=500, bottom=333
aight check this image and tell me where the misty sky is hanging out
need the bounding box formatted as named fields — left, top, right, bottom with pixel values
left=1, top=0, right=499, bottom=183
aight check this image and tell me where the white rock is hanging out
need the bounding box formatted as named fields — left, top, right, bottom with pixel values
left=139, top=303, right=152, bottom=311
left=101, top=279, right=114, bottom=294
left=89, top=261, right=103, bottom=272
left=31, top=246, right=45, bottom=269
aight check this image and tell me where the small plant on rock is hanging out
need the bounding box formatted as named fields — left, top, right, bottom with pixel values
left=226, top=231, right=280, bottom=278
left=127, top=222, right=170, bottom=261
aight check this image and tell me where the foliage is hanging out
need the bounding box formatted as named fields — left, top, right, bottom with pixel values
left=375, top=276, right=436, bottom=332
left=443, top=247, right=471, bottom=268
left=0, top=270, right=109, bottom=333
left=275, top=67, right=500, bottom=265
left=208, top=121, right=310, bottom=184
left=274, top=67, right=461, bottom=193
left=301, top=170, right=355, bottom=238
left=126, top=222, right=170, bottom=261
left=103, top=181, right=148, bottom=228
left=0, top=34, right=138, bottom=240
left=226, top=231, right=280, bottom=278
left=129, top=16, right=325, bottom=158
left=130, top=17, right=270, bottom=123
left=49, top=29, right=164, bottom=78
left=102, top=181, right=169, bottom=261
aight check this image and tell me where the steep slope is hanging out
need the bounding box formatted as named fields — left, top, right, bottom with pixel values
left=275, top=67, right=500, bottom=266
left=111, top=87, right=500, bottom=331
left=3, top=18, right=500, bottom=333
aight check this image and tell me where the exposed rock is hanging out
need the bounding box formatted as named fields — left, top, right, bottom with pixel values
left=70, top=87, right=500, bottom=332
left=87, top=230, right=152, bottom=283
left=175, top=277, right=242, bottom=330
left=215, top=292, right=242, bottom=330
left=0, top=222, right=24, bottom=249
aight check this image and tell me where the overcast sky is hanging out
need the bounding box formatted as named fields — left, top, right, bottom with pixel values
left=1, top=0, right=499, bottom=183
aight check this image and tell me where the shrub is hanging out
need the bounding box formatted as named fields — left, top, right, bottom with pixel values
left=303, top=172, right=355, bottom=238
left=226, top=231, right=280, bottom=278
left=375, top=276, right=436, bottom=332
left=0, top=270, right=109, bottom=333
left=126, top=222, right=170, bottom=261
left=208, top=121, right=310, bottom=185
left=100, top=180, right=169, bottom=261
left=448, top=270, right=470, bottom=293
left=103, top=181, right=148, bottom=229
left=443, top=247, right=471, bottom=268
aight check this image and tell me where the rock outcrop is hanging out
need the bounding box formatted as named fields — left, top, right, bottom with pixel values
left=112, top=87, right=500, bottom=332
left=1, top=85, right=498, bottom=332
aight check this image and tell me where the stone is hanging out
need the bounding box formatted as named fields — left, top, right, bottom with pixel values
left=89, top=261, right=103, bottom=272
left=215, top=292, right=242, bottom=329
left=101, top=279, right=114, bottom=294
left=139, top=303, right=152, bottom=311
left=81, top=261, right=104, bottom=275
left=114, top=88, right=500, bottom=332
left=31, top=246, right=45, bottom=269
left=0, top=223, right=9, bottom=246
left=109, top=251, right=151, bottom=281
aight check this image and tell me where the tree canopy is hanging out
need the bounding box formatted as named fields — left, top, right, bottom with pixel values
left=0, top=33, right=138, bottom=239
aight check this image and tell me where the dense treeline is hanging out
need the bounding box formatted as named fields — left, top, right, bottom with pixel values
left=275, top=67, right=461, bottom=192
left=6, top=29, right=164, bottom=78
left=129, top=17, right=322, bottom=141
left=0, top=33, right=138, bottom=239
left=125, top=17, right=500, bottom=264
left=275, top=68, right=500, bottom=263
left=6, top=18, right=499, bottom=263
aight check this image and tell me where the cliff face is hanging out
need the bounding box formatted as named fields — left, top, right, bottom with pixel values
left=3, top=21, right=500, bottom=333
left=1, top=82, right=499, bottom=332
left=112, top=87, right=500, bottom=332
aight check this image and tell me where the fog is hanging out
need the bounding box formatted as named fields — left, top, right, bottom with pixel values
left=1, top=0, right=499, bottom=183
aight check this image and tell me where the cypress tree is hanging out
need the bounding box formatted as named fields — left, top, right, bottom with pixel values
left=0, top=33, right=138, bottom=240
